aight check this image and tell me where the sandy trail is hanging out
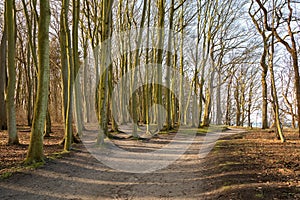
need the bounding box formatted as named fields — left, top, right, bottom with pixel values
left=0, top=128, right=245, bottom=200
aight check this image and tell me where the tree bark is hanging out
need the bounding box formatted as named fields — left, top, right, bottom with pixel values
left=6, top=0, right=19, bottom=145
left=73, top=0, right=84, bottom=136
left=0, top=27, right=7, bottom=130
left=156, top=0, right=165, bottom=130
left=62, top=0, right=75, bottom=151
left=26, top=0, right=51, bottom=163
left=96, top=0, right=114, bottom=145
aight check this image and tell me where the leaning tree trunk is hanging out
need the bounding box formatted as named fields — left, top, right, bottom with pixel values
left=269, top=31, right=285, bottom=142
left=26, top=0, right=51, bottom=163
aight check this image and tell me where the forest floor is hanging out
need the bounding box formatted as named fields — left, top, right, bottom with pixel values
left=0, top=125, right=300, bottom=199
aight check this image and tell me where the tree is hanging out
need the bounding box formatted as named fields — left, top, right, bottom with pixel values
left=255, top=0, right=300, bottom=136
left=73, top=0, right=85, bottom=136
left=249, top=0, right=270, bottom=129
left=280, top=69, right=296, bottom=128
left=0, top=25, right=7, bottom=130
left=165, top=0, right=175, bottom=130
left=96, top=0, right=114, bottom=145
left=131, top=0, right=148, bottom=137
left=59, top=0, right=83, bottom=150
left=21, top=0, right=39, bottom=127
left=26, top=0, right=51, bottom=163
left=6, top=0, right=19, bottom=145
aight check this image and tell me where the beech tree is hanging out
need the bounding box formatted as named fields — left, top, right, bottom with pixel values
left=249, top=2, right=270, bottom=129
left=96, top=0, right=114, bottom=145
left=255, top=0, right=300, bottom=136
left=0, top=24, right=6, bottom=130
left=26, top=0, right=51, bottom=163
left=6, top=0, right=19, bottom=145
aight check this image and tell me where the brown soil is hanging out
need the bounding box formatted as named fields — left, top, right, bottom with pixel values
left=0, top=126, right=300, bottom=199
left=0, top=124, right=64, bottom=174
left=200, top=129, right=300, bottom=199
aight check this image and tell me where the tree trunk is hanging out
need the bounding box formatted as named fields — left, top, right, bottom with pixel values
left=62, top=0, right=75, bottom=151
left=26, top=0, right=50, bottom=163
left=225, top=73, right=233, bottom=125
left=73, top=0, right=84, bottom=136
left=156, top=0, right=165, bottom=130
left=179, top=2, right=184, bottom=125
left=201, top=46, right=215, bottom=127
left=44, top=107, right=51, bottom=137
left=6, top=0, right=19, bottom=145
left=83, top=42, right=91, bottom=123
left=165, top=0, right=174, bottom=130
left=248, top=79, right=254, bottom=127
left=216, top=71, right=222, bottom=125
left=269, top=31, right=285, bottom=142
left=131, top=0, right=148, bottom=137
left=234, top=80, right=241, bottom=126
left=0, top=27, right=7, bottom=130
left=261, top=68, right=268, bottom=129
left=25, top=42, right=33, bottom=126
left=260, top=35, right=269, bottom=129
left=96, top=0, right=114, bottom=145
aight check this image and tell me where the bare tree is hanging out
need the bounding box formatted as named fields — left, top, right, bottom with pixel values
left=255, top=0, right=300, bottom=136
left=26, top=0, right=51, bottom=163
left=6, top=0, right=19, bottom=145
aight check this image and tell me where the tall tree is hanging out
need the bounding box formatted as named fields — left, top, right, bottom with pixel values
left=255, top=0, right=300, bottom=136
left=0, top=26, right=7, bottom=130
left=61, top=0, right=74, bottom=151
left=6, top=0, right=19, bottom=145
left=132, top=0, right=148, bottom=137
left=26, top=0, right=51, bottom=163
left=165, top=0, right=175, bottom=130
left=96, top=0, right=114, bottom=145
left=156, top=0, right=165, bottom=130
left=73, top=0, right=84, bottom=136
left=249, top=1, right=270, bottom=129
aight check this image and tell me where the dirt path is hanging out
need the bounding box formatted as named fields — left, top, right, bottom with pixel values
left=0, top=128, right=245, bottom=200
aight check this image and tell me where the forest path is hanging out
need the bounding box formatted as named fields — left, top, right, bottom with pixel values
left=0, top=128, right=246, bottom=200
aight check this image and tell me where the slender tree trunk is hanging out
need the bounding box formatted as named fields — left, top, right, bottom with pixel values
left=165, top=0, right=174, bottom=130
left=234, top=79, right=241, bottom=126
left=26, top=0, right=50, bottom=163
left=73, top=0, right=84, bottom=136
left=62, top=0, right=75, bottom=151
left=156, top=0, right=165, bottom=130
left=260, top=34, right=269, bottom=130
left=269, top=32, right=285, bottom=142
left=225, top=73, right=233, bottom=125
left=248, top=80, right=254, bottom=127
left=216, top=71, right=222, bottom=125
left=144, top=0, right=151, bottom=134
left=201, top=46, right=215, bottom=127
left=96, top=0, right=114, bottom=145
left=131, top=0, right=148, bottom=137
left=25, top=42, right=33, bottom=126
left=44, top=106, right=51, bottom=137
left=59, top=6, right=68, bottom=122
left=6, top=0, right=19, bottom=145
left=83, top=42, right=91, bottom=123
left=0, top=27, right=7, bottom=130
left=179, top=3, right=184, bottom=126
